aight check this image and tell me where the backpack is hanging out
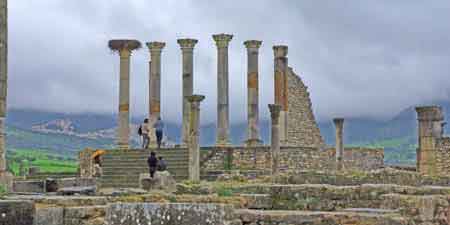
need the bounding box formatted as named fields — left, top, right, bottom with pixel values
left=138, top=125, right=142, bottom=136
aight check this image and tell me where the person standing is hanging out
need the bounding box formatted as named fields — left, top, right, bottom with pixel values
left=141, top=118, right=150, bottom=149
left=154, top=117, right=164, bottom=149
left=147, top=151, right=158, bottom=178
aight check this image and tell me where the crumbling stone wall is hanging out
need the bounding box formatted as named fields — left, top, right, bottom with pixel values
left=202, top=146, right=383, bottom=172
left=435, top=137, right=450, bottom=176
left=286, top=68, right=325, bottom=148
left=78, top=148, right=95, bottom=178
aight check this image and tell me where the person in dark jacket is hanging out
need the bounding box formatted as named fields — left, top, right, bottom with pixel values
left=147, top=151, right=158, bottom=178
left=157, top=156, right=167, bottom=171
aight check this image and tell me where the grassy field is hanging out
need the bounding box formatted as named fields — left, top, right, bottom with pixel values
left=6, top=148, right=78, bottom=175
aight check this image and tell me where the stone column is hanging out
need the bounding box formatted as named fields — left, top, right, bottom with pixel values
left=108, top=39, right=141, bottom=149
left=147, top=41, right=166, bottom=147
left=273, top=45, right=289, bottom=145
left=187, top=95, right=205, bottom=182
left=269, top=104, right=281, bottom=176
left=416, top=106, right=444, bottom=175
left=0, top=0, right=7, bottom=172
left=333, top=118, right=344, bottom=170
left=213, top=34, right=233, bottom=146
left=177, top=39, right=198, bottom=146
left=244, top=40, right=263, bottom=146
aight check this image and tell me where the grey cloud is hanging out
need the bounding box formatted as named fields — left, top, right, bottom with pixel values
left=7, top=0, right=450, bottom=125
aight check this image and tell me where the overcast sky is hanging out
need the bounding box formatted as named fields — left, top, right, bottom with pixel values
left=7, top=1, right=450, bottom=124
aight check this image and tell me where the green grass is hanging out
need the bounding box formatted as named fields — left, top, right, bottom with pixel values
left=6, top=148, right=78, bottom=175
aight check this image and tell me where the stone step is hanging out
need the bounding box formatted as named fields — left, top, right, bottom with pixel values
left=102, top=156, right=189, bottom=161
left=104, top=150, right=189, bottom=156
left=237, top=209, right=408, bottom=225
left=101, top=159, right=188, bottom=166
left=102, top=165, right=188, bottom=172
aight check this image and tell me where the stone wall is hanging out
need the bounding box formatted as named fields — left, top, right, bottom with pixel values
left=435, top=137, right=450, bottom=176
left=79, top=148, right=95, bottom=178
left=202, top=146, right=384, bottom=173
left=286, top=68, right=325, bottom=148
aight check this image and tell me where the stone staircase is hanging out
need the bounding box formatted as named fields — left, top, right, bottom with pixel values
left=100, top=148, right=189, bottom=188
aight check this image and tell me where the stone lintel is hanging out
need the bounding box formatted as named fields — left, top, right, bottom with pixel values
left=416, top=105, right=444, bottom=121
left=273, top=45, right=288, bottom=57
left=212, top=33, right=233, bottom=48
left=177, top=38, right=198, bottom=49
left=244, top=40, right=262, bottom=49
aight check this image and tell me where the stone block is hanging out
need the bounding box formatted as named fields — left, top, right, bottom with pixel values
left=34, top=207, right=63, bottom=225
left=106, top=203, right=236, bottom=225
left=240, top=194, right=272, bottom=209
left=57, top=186, right=96, bottom=196
left=63, top=206, right=106, bottom=225
left=0, top=200, right=34, bottom=225
left=56, top=177, right=96, bottom=189
left=0, top=172, right=13, bottom=192
left=13, top=180, right=45, bottom=193
left=139, top=171, right=176, bottom=193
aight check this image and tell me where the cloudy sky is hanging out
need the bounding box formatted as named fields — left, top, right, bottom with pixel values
left=7, top=1, right=450, bottom=124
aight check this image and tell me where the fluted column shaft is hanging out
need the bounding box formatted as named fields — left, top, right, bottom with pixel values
left=187, top=95, right=205, bottom=182
left=213, top=34, right=233, bottom=146
left=269, top=104, right=281, bottom=176
left=117, top=49, right=131, bottom=149
left=147, top=42, right=166, bottom=147
left=244, top=40, right=262, bottom=146
left=333, top=118, right=344, bottom=170
left=0, top=0, right=7, bottom=171
left=178, top=39, right=198, bottom=146
left=273, top=46, right=289, bottom=144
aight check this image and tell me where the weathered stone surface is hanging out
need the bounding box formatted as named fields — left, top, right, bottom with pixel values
left=58, top=186, right=96, bottom=196
left=237, top=209, right=411, bottom=225
left=0, top=200, right=34, bottom=225
left=106, top=203, right=236, bottom=225
left=240, top=194, right=272, bottom=209
left=34, top=207, right=63, bottom=225
left=57, top=177, right=96, bottom=189
left=13, top=180, right=45, bottom=193
left=6, top=195, right=108, bottom=207
left=64, top=206, right=106, bottom=225
left=0, top=172, right=13, bottom=191
left=139, top=171, right=176, bottom=193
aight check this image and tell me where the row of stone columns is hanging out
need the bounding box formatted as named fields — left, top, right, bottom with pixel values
left=110, top=34, right=289, bottom=149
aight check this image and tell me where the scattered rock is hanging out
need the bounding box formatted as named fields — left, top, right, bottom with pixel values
left=139, top=171, right=176, bottom=193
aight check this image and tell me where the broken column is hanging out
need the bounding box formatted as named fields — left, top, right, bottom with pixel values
left=416, top=106, right=444, bottom=175
left=187, top=95, right=205, bottom=182
left=269, top=104, right=282, bottom=176
left=108, top=39, right=141, bottom=149
left=333, top=118, right=344, bottom=170
left=244, top=40, right=263, bottom=146
left=147, top=41, right=166, bottom=147
left=213, top=33, right=233, bottom=146
left=177, top=38, right=198, bottom=146
left=273, top=45, right=289, bottom=145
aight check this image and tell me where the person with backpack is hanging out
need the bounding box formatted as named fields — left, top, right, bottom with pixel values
left=157, top=156, right=167, bottom=171
left=140, top=118, right=150, bottom=149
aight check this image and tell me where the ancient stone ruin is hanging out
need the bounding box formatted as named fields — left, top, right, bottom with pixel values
left=4, top=1, right=450, bottom=224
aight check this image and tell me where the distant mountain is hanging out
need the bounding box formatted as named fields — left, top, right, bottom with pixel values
left=5, top=101, right=450, bottom=164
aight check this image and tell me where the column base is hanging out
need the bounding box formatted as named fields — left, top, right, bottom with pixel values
left=0, top=171, right=14, bottom=192
left=244, top=138, right=263, bottom=147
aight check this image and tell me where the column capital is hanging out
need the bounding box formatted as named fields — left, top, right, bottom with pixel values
left=212, top=33, right=233, bottom=48
left=108, top=39, right=141, bottom=55
left=244, top=40, right=262, bottom=49
left=146, top=41, right=166, bottom=53
left=416, top=106, right=444, bottom=121
left=187, top=95, right=205, bottom=103
left=273, top=45, right=288, bottom=57
left=333, top=118, right=345, bottom=126
left=269, top=104, right=282, bottom=119
left=177, top=38, right=198, bottom=50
